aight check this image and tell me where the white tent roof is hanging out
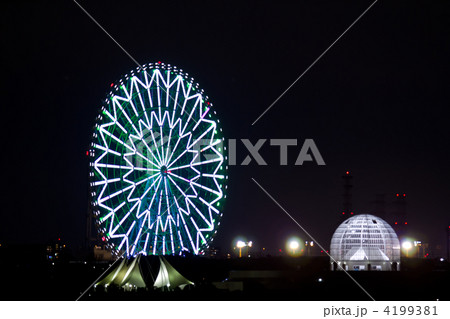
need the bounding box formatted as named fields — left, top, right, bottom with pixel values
left=96, top=255, right=194, bottom=291
left=154, top=256, right=194, bottom=290
left=96, top=254, right=146, bottom=288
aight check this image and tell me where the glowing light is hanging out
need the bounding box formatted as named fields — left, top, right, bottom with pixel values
left=286, top=237, right=303, bottom=256
left=89, top=63, right=227, bottom=257
left=289, top=240, right=299, bottom=250
left=236, top=241, right=246, bottom=248
left=402, top=241, right=412, bottom=250
left=402, top=240, right=414, bottom=257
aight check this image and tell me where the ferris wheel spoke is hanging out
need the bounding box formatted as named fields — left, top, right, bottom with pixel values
left=98, top=184, right=134, bottom=204
left=118, top=220, right=136, bottom=253
left=100, top=201, right=127, bottom=225
left=110, top=200, right=138, bottom=236
left=163, top=127, right=174, bottom=166
left=168, top=216, right=175, bottom=253
left=142, top=232, right=150, bottom=254
left=134, top=171, right=160, bottom=187
left=170, top=77, right=182, bottom=124
left=187, top=197, right=212, bottom=228
left=133, top=149, right=160, bottom=169
left=189, top=216, right=207, bottom=250
left=188, top=122, right=214, bottom=149
left=178, top=209, right=197, bottom=253
left=139, top=134, right=162, bottom=168
left=113, top=98, right=140, bottom=137
left=122, top=83, right=139, bottom=117
left=130, top=210, right=151, bottom=256
left=180, top=97, right=201, bottom=134
left=169, top=157, right=222, bottom=171
left=100, top=128, right=135, bottom=153
left=191, top=181, right=221, bottom=197
left=163, top=118, right=185, bottom=166
left=136, top=174, right=162, bottom=201
left=149, top=129, right=164, bottom=166
left=166, top=141, right=190, bottom=169
left=159, top=124, right=165, bottom=164
left=167, top=175, right=192, bottom=200
left=167, top=171, right=192, bottom=185
left=130, top=222, right=143, bottom=256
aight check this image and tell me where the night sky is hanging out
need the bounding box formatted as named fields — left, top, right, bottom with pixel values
left=2, top=1, right=449, bottom=254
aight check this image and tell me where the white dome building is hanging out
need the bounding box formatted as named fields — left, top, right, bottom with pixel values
left=330, top=214, right=400, bottom=271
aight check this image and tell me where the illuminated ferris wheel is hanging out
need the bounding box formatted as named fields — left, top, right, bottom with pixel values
left=88, top=62, right=227, bottom=257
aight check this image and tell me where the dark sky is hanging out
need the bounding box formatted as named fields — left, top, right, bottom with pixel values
left=2, top=1, right=449, bottom=253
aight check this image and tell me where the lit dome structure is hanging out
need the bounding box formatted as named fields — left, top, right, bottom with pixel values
left=330, top=214, right=400, bottom=271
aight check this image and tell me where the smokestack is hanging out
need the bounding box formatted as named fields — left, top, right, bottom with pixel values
left=341, top=171, right=353, bottom=220
left=391, top=193, right=407, bottom=238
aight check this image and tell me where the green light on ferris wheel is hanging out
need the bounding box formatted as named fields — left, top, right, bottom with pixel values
left=88, top=62, right=228, bottom=257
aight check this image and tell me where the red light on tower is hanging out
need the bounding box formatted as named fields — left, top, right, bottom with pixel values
left=396, top=194, right=399, bottom=197
left=346, top=171, right=349, bottom=175
left=403, top=194, right=406, bottom=197
left=394, top=222, right=398, bottom=225
left=342, top=212, right=345, bottom=215
left=405, top=222, right=407, bottom=225
left=86, top=151, right=89, bottom=156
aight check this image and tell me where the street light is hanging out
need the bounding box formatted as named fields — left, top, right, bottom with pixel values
left=236, top=240, right=246, bottom=258
left=289, top=240, right=300, bottom=255
left=402, top=241, right=412, bottom=257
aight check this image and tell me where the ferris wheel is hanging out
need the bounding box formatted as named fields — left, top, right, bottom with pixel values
left=88, top=62, right=227, bottom=257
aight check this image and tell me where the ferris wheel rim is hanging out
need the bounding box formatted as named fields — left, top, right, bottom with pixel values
left=88, top=62, right=228, bottom=257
